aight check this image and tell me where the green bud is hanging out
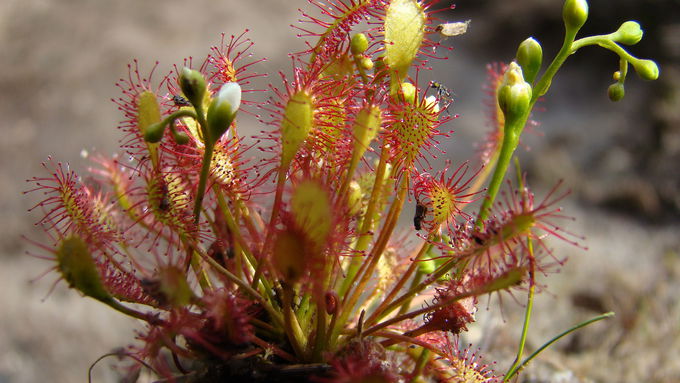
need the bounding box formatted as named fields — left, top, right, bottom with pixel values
left=497, top=62, right=532, bottom=123
left=179, top=67, right=207, bottom=108
left=400, top=82, right=417, bottom=104
left=144, top=122, right=166, bottom=143
left=563, top=0, right=589, bottom=32
left=633, top=59, right=659, bottom=81
left=608, top=82, right=625, bottom=102
left=57, top=236, right=112, bottom=303
left=516, top=37, right=543, bottom=84
left=611, top=21, right=643, bottom=45
left=172, top=130, right=190, bottom=145
left=350, top=33, right=369, bottom=55
left=206, top=82, right=241, bottom=145
left=360, top=57, right=374, bottom=71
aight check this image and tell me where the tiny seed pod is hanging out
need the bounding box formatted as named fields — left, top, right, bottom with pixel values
left=414, top=201, right=427, bottom=231
left=325, top=291, right=339, bottom=315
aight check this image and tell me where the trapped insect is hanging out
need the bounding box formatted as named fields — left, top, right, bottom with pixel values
left=429, top=81, right=454, bottom=112
left=172, top=94, right=191, bottom=106
left=435, top=20, right=470, bottom=38
left=414, top=201, right=427, bottom=231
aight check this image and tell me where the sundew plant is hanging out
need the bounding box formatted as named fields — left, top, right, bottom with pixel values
left=25, top=0, right=658, bottom=381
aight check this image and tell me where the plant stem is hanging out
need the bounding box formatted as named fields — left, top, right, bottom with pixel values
left=504, top=312, right=615, bottom=381
left=476, top=29, right=579, bottom=227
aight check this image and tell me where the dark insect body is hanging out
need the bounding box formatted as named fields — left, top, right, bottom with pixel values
left=172, top=95, right=191, bottom=107
left=414, top=202, right=427, bottom=231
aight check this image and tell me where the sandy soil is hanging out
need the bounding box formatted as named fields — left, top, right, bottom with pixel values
left=1, top=1, right=678, bottom=382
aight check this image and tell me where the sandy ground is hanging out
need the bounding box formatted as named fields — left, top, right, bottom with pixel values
left=1, top=1, right=678, bottom=382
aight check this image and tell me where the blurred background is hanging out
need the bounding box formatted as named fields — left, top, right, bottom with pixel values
left=1, top=0, right=678, bottom=382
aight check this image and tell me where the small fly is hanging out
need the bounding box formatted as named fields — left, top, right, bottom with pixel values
left=429, top=81, right=454, bottom=113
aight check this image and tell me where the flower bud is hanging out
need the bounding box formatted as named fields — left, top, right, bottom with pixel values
left=144, top=122, right=166, bottom=143
left=400, top=82, right=417, bottom=104
left=56, top=236, right=112, bottom=303
left=497, top=62, right=532, bottom=123
left=206, top=82, right=241, bottom=144
left=611, top=21, right=643, bottom=46
left=633, top=59, right=659, bottom=81
left=179, top=67, right=207, bottom=108
left=516, top=37, right=543, bottom=84
left=563, top=0, right=588, bottom=32
left=350, top=33, right=369, bottom=55
left=360, top=57, right=374, bottom=71
left=608, top=82, right=625, bottom=102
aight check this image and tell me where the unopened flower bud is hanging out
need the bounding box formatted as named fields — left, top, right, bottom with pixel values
left=497, top=62, right=532, bottom=123
left=179, top=67, right=207, bottom=108
left=144, top=122, right=166, bottom=143
left=360, top=57, right=374, bottom=71
left=563, top=0, right=589, bottom=32
left=611, top=21, right=643, bottom=46
left=633, top=59, right=659, bottom=81
left=351, top=33, right=369, bottom=55
left=516, top=37, right=543, bottom=84
left=57, top=236, right=111, bottom=303
left=400, top=82, right=417, bottom=104
left=207, top=82, right=241, bottom=144
left=608, top=82, right=625, bottom=102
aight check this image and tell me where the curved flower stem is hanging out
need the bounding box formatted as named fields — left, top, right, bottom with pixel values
left=192, top=142, right=215, bottom=224
left=191, top=103, right=212, bottom=224
left=571, top=36, right=639, bottom=63
left=476, top=29, right=579, bottom=227
left=504, top=238, right=536, bottom=381
left=503, top=311, right=615, bottom=381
